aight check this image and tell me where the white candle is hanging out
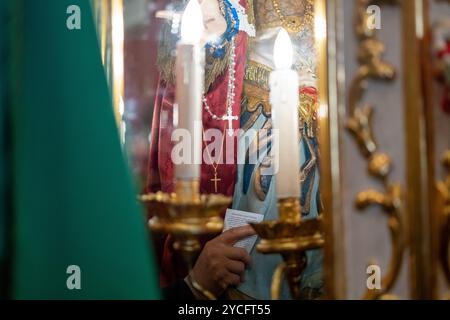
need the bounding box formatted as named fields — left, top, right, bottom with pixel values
left=270, top=29, right=301, bottom=199
left=175, top=0, right=204, bottom=180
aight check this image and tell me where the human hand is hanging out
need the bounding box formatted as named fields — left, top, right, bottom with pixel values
left=190, top=225, right=256, bottom=297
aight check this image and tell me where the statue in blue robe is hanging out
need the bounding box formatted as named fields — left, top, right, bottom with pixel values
left=231, top=0, right=324, bottom=300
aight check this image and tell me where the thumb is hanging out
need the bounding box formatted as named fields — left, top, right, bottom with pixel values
left=220, top=225, right=257, bottom=245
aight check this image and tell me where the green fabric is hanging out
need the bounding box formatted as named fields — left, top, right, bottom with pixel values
left=0, top=0, right=8, bottom=299
left=10, top=0, right=160, bottom=299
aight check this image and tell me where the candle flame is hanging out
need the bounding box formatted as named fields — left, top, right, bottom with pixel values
left=180, top=0, right=204, bottom=43
left=273, top=28, right=293, bottom=69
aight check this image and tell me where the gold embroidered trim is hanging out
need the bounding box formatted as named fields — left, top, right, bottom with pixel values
left=252, top=0, right=314, bottom=33
left=244, top=60, right=272, bottom=91
left=258, top=16, right=314, bottom=34
left=244, top=82, right=271, bottom=115
left=243, top=79, right=319, bottom=137
left=272, top=0, right=314, bottom=34
left=246, top=0, right=255, bottom=26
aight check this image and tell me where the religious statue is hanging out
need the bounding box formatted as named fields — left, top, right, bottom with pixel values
left=232, top=0, right=322, bottom=300
left=146, top=0, right=323, bottom=300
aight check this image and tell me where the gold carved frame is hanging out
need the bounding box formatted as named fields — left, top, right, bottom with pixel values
left=346, top=0, right=405, bottom=300
left=327, top=0, right=438, bottom=300
left=422, top=0, right=450, bottom=299
left=317, top=0, right=347, bottom=300
left=341, top=0, right=445, bottom=300
left=92, top=0, right=125, bottom=142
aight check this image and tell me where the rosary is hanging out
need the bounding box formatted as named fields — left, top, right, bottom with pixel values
left=202, top=38, right=238, bottom=137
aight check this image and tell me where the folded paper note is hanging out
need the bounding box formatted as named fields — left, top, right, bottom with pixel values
left=223, top=209, right=264, bottom=253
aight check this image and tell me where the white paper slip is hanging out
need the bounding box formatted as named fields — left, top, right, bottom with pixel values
left=223, top=209, right=264, bottom=253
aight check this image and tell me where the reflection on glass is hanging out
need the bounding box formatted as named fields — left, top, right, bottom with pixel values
left=101, top=0, right=324, bottom=300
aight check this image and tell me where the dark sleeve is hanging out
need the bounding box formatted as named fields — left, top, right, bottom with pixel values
left=162, top=279, right=196, bottom=300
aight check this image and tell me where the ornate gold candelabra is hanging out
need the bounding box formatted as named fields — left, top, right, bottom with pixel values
left=251, top=197, right=324, bottom=300
left=140, top=179, right=232, bottom=299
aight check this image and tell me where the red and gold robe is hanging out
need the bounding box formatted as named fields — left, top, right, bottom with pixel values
left=146, top=24, right=249, bottom=287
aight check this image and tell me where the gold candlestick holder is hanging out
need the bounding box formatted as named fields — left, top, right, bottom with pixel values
left=140, top=179, right=232, bottom=299
left=250, top=197, right=324, bottom=300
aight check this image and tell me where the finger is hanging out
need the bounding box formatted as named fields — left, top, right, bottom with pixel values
left=224, top=273, right=241, bottom=287
left=225, top=260, right=246, bottom=275
left=216, top=269, right=231, bottom=290
left=220, top=225, right=256, bottom=245
left=223, top=247, right=251, bottom=265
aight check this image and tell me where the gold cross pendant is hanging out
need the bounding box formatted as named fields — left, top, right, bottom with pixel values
left=211, top=171, right=221, bottom=194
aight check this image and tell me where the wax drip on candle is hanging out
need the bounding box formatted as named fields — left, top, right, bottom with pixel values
left=180, top=0, right=204, bottom=44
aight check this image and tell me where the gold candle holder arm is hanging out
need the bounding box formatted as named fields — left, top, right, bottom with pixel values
left=251, top=198, right=324, bottom=300
left=140, top=179, right=232, bottom=300
left=271, top=262, right=287, bottom=300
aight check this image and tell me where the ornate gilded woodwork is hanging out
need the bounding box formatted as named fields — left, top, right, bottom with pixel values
left=408, top=0, right=450, bottom=299
left=347, top=0, right=405, bottom=300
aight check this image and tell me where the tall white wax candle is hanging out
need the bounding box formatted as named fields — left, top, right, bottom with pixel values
left=270, top=29, right=301, bottom=199
left=174, top=0, right=204, bottom=181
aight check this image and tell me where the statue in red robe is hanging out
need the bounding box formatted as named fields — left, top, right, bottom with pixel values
left=146, top=0, right=252, bottom=287
left=147, top=0, right=322, bottom=300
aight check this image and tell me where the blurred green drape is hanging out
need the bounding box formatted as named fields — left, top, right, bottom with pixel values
left=5, top=0, right=160, bottom=299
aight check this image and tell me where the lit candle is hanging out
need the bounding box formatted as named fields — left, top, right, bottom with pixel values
left=175, top=0, right=204, bottom=181
left=270, top=29, right=301, bottom=200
